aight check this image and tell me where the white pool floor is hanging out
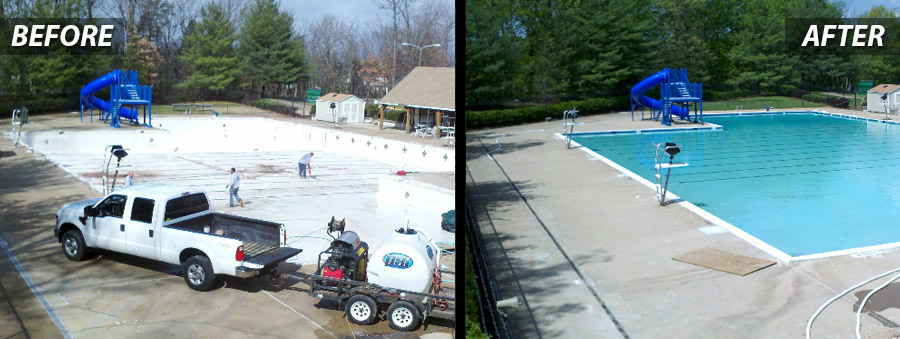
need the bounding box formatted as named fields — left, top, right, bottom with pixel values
left=41, top=147, right=454, bottom=265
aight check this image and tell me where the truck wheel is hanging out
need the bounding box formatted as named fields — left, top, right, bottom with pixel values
left=183, top=255, right=216, bottom=291
left=61, top=230, right=87, bottom=261
left=387, top=301, right=421, bottom=331
left=345, top=294, right=378, bottom=325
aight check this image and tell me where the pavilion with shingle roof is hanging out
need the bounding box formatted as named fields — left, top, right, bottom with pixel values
left=378, top=67, right=455, bottom=136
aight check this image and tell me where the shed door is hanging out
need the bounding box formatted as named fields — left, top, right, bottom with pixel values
left=343, top=102, right=359, bottom=123
left=894, top=93, right=900, bottom=112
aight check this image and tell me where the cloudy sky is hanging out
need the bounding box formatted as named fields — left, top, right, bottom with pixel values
left=282, top=0, right=390, bottom=27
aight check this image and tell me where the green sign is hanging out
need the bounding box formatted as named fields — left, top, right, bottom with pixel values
left=859, top=81, right=874, bottom=95
left=306, top=88, right=322, bottom=103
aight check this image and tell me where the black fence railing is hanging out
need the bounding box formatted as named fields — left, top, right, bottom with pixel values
left=466, top=199, right=514, bottom=339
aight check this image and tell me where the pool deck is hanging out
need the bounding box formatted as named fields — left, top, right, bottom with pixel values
left=466, top=107, right=900, bottom=338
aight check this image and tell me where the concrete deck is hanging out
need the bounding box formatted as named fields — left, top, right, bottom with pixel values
left=1, top=113, right=455, bottom=338
left=466, top=107, right=900, bottom=338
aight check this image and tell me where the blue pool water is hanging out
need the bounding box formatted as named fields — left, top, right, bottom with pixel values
left=572, top=113, right=900, bottom=257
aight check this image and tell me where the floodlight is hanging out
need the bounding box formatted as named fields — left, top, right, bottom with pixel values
left=664, top=142, right=680, bottom=163
left=111, top=145, right=128, bottom=160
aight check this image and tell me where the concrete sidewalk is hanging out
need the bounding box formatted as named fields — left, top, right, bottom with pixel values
left=466, top=109, right=900, bottom=338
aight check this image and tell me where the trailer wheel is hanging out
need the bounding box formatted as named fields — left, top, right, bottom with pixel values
left=387, top=301, right=421, bottom=331
left=183, top=255, right=216, bottom=291
left=345, top=294, right=378, bottom=325
left=61, top=230, right=87, bottom=261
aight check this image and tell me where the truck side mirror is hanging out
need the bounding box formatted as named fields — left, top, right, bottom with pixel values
left=84, top=205, right=96, bottom=218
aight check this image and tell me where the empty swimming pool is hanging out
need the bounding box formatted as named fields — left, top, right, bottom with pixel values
left=571, top=112, right=900, bottom=260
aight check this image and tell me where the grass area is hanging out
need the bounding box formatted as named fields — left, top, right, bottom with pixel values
left=150, top=101, right=278, bottom=115
left=703, top=96, right=823, bottom=111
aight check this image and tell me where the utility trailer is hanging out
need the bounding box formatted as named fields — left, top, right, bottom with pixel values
left=278, top=217, right=455, bottom=332
left=286, top=270, right=455, bottom=332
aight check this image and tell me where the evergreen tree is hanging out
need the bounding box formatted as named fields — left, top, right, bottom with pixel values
left=1, top=0, right=107, bottom=95
left=652, top=0, right=714, bottom=83
left=786, top=0, right=855, bottom=91
left=176, top=2, right=240, bottom=96
left=465, top=0, right=522, bottom=104
left=858, top=6, right=900, bottom=85
left=559, top=0, right=655, bottom=97
left=239, top=0, right=307, bottom=97
left=726, top=0, right=793, bottom=94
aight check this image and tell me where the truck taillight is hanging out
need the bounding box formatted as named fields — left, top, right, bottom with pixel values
left=283, top=229, right=287, bottom=246
left=236, top=245, right=244, bottom=261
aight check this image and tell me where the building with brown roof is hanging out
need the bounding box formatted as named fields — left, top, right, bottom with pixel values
left=867, top=84, right=900, bottom=114
left=378, top=67, right=455, bottom=136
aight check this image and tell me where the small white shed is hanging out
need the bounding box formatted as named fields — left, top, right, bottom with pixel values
left=867, top=84, right=900, bottom=114
left=315, top=93, right=366, bottom=124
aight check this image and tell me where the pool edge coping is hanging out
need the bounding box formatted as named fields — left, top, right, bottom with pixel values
left=559, top=109, right=900, bottom=263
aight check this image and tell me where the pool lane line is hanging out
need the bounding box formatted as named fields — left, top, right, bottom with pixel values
left=261, top=290, right=336, bottom=338
left=0, top=234, right=72, bottom=339
left=582, top=128, right=900, bottom=155
left=599, top=141, right=900, bottom=164
left=478, top=136, right=632, bottom=338
left=676, top=161, right=900, bottom=184
left=673, top=153, right=900, bottom=177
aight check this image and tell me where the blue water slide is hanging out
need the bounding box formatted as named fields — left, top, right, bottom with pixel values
left=631, top=70, right=689, bottom=118
left=80, top=71, right=137, bottom=120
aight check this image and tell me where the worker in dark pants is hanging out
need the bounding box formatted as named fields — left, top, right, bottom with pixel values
left=298, top=152, right=313, bottom=178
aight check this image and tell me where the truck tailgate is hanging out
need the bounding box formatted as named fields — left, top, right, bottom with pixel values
left=246, top=247, right=302, bottom=270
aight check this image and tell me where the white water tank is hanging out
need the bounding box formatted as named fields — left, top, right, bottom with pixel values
left=367, top=227, right=439, bottom=294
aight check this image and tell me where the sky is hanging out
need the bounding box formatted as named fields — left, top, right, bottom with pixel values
left=282, top=0, right=389, bottom=29
left=843, top=0, right=900, bottom=15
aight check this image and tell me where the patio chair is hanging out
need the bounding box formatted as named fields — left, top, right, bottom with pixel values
left=424, top=127, right=436, bottom=138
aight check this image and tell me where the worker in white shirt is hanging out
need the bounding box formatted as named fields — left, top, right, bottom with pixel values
left=226, top=167, right=243, bottom=207
left=298, top=152, right=313, bottom=178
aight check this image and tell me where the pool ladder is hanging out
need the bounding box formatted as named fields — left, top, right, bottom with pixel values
left=563, top=108, right=583, bottom=148
left=654, top=142, right=689, bottom=206
left=10, top=107, right=27, bottom=148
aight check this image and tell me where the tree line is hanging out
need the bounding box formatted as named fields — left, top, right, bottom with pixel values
left=466, top=0, right=896, bottom=108
left=0, top=0, right=455, bottom=111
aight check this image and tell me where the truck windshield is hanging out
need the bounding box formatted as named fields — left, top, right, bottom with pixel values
left=164, top=193, right=209, bottom=221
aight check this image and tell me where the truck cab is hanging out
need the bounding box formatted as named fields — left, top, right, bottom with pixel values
left=55, top=184, right=301, bottom=290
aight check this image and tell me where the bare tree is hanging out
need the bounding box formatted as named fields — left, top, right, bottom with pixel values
left=375, top=0, right=415, bottom=87
left=219, top=0, right=246, bottom=27
left=306, top=16, right=348, bottom=94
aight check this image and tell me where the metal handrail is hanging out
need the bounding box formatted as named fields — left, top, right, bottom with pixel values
left=563, top=108, right=579, bottom=149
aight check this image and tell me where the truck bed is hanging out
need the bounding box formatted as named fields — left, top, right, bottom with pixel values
left=167, top=212, right=281, bottom=259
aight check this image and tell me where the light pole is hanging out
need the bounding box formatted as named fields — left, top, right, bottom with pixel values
left=401, top=42, right=441, bottom=66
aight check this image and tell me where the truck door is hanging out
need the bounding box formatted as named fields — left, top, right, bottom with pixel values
left=90, top=194, right=128, bottom=253
left=124, top=197, right=158, bottom=259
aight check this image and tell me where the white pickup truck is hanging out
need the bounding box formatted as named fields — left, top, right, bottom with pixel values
left=54, top=184, right=302, bottom=291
